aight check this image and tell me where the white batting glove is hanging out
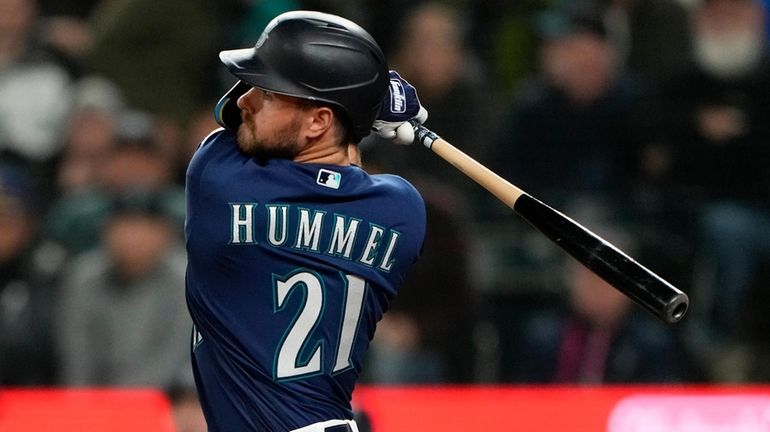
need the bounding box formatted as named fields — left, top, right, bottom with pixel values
left=372, top=71, right=428, bottom=145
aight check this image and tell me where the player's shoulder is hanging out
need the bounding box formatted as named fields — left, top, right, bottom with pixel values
left=199, top=127, right=234, bottom=149
left=370, top=172, right=419, bottom=194
left=187, top=128, right=239, bottom=183
left=189, top=127, right=239, bottom=164
left=369, top=173, right=425, bottom=207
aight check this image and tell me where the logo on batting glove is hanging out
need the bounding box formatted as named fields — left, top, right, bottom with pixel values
left=389, top=80, right=407, bottom=114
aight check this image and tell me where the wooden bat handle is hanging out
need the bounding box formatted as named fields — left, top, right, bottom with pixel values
left=412, top=123, right=524, bottom=208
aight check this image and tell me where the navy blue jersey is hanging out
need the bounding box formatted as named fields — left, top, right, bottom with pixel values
left=185, top=129, right=426, bottom=431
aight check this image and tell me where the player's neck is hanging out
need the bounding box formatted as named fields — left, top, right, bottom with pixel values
left=293, top=137, right=353, bottom=166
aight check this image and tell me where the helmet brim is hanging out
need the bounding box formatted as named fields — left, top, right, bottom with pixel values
left=220, top=48, right=306, bottom=100
left=219, top=49, right=269, bottom=84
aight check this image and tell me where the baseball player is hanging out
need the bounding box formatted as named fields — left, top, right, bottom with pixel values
left=185, top=11, right=428, bottom=432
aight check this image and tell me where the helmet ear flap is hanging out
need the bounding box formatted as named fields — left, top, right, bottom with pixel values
left=215, top=81, right=251, bottom=130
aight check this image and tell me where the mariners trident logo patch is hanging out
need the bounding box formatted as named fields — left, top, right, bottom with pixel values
left=317, top=169, right=341, bottom=189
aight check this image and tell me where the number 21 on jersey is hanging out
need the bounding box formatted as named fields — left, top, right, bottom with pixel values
left=273, top=269, right=367, bottom=380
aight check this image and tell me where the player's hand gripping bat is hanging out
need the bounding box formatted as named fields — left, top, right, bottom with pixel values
left=410, top=122, right=689, bottom=324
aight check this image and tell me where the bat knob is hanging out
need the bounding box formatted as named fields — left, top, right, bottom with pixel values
left=665, top=293, right=689, bottom=324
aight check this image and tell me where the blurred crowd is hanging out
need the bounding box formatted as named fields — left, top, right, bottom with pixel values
left=2, top=0, right=770, bottom=429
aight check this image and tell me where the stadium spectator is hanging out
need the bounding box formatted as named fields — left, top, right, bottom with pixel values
left=55, top=189, right=191, bottom=387
left=45, top=110, right=184, bottom=254
left=0, top=0, right=75, bottom=175
left=0, top=164, right=64, bottom=385
left=87, top=0, right=218, bottom=125
left=55, top=76, right=125, bottom=196
left=600, top=0, right=692, bottom=87
left=493, top=4, right=641, bottom=206
left=463, top=1, right=543, bottom=94
left=35, top=0, right=101, bottom=76
left=648, top=0, right=770, bottom=381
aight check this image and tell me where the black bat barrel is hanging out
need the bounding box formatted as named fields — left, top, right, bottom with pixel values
left=513, top=194, right=689, bottom=324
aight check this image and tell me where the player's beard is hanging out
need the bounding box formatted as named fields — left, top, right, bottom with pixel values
left=236, top=114, right=304, bottom=160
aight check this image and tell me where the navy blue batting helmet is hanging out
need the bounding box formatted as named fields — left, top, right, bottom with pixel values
left=215, top=11, right=389, bottom=142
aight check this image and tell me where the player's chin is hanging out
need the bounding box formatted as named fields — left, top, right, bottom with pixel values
left=236, top=126, right=262, bottom=156
left=238, top=137, right=299, bottom=161
left=236, top=122, right=251, bottom=142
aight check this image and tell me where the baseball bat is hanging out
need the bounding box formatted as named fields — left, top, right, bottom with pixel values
left=411, top=122, right=689, bottom=324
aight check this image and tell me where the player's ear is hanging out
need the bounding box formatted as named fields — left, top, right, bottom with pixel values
left=303, top=106, right=334, bottom=139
